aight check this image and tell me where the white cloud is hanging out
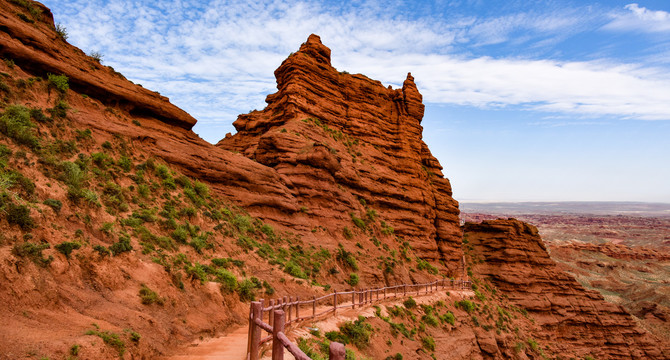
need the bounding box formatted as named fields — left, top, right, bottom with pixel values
left=603, top=3, right=670, bottom=32
left=42, top=0, right=670, bottom=144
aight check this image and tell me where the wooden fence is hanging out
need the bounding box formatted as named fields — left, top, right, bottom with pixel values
left=247, top=278, right=471, bottom=360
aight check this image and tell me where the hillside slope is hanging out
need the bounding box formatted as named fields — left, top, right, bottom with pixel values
left=0, top=1, right=666, bottom=359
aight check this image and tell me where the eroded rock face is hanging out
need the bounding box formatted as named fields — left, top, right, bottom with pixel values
left=218, top=34, right=462, bottom=269
left=464, top=219, right=668, bottom=359
left=0, top=0, right=196, bottom=129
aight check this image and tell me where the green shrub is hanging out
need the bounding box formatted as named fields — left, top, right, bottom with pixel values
left=527, top=338, right=539, bottom=352
left=55, top=241, right=81, bottom=259
left=455, top=300, right=475, bottom=313
left=262, top=280, right=274, bottom=295
left=49, top=100, right=69, bottom=119
left=416, top=257, right=439, bottom=275
left=54, top=23, right=68, bottom=40
left=351, top=213, right=366, bottom=229
left=171, top=227, right=189, bottom=243
left=70, top=344, right=80, bottom=356
left=85, top=329, right=125, bottom=357
left=336, top=246, right=358, bottom=270
left=440, top=311, right=455, bottom=325
left=75, top=129, right=92, bottom=141
left=93, top=244, right=111, bottom=256
left=215, top=269, right=238, bottom=293
left=385, top=354, right=403, bottom=360
left=155, top=164, right=170, bottom=179
left=403, top=297, right=416, bottom=309
left=109, top=236, right=132, bottom=255
left=0, top=105, right=39, bottom=148
left=7, top=203, right=34, bottom=230
left=421, top=336, right=435, bottom=351
left=237, top=279, right=257, bottom=301
left=338, top=316, right=373, bottom=348
left=47, top=73, right=69, bottom=93
left=117, top=156, right=132, bottom=172
left=193, top=180, right=209, bottom=197
left=343, top=226, right=353, bottom=239
left=29, top=108, right=49, bottom=123
left=422, top=313, right=439, bottom=327
left=347, top=273, right=359, bottom=286
left=12, top=242, right=52, bottom=266
left=138, top=284, right=164, bottom=305
left=284, top=260, right=308, bottom=279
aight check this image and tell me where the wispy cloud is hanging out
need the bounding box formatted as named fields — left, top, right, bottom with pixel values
left=43, top=0, right=670, bottom=143
left=603, top=3, right=670, bottom=33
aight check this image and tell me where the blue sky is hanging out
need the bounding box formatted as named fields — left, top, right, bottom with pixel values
left=42, top=0, right=670, bottom=202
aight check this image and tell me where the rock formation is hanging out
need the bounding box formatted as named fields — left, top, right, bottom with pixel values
left=464, top=219, right=668, bottom=359
left=218, top=34, right=462, bottom=268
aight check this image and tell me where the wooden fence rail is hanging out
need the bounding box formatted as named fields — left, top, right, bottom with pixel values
left=247, top=278, right=471, bottom=360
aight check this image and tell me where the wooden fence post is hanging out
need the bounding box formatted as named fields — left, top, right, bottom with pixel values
left=333, top=290, right=338, bottom=314
left=296, top=296, right=300, bottom=321
left=329, top=341, right=346, bottom=360
left=352, top=291, right=355, bottom=309
left=288, top=296, right=292, bottom=323
left=269, top=299, right=275, bottom=327
left=249, top=301, right=262, bottom=360
left=246, top=304, right=253, bottom=358
left=313, top=296, right=316, bottom=319
left=272, top=310, right=285, bottom=360
left=403, top=284, right=406, bottom=297
left=384, top=287, right=386, bottom=299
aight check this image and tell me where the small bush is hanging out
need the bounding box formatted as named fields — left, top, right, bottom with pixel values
left=422, top=313, right=439, bottom=327
left=55, top=241, right=81, bottom=259
left=109, top=236, right=132, bottom=255
left=49, top=100, right=69, bottom=119
left=55, top=23, right=68, bottom=40
left=262, top=280, right=274, bottom=295
left=347, top=273, right=359, bottom=286
left=237, top=279, right=257, bottom=301
left=338, top=316, right=373, bottom=348
left=403, top=297, right=416, bottom=309
left=455, top=300, right=475, bottom=313
left=7, top=203, right=34, bottom=230
left=440, top=311, right=455, bottom=325
left=93, top=244, right=111, bottom=257
left=215, top=269, right=238, bottom=294
left=89, top=51, right=103, bottom=63
left=85, top=329, right=125, bottom=357
left=47, top=73, right=69, bottom=93
left=0, top=105, right=39, bottom=148
left=139, top=284, right=164, bottom=305
left=29, top=108, right=49, bottom=123
left=12, top=242, right=52, bottom=266
left=284, top=260, right=308, bottom=279
left=336, top=246, right=358, bottom=270
left=343, top=226, right=353, bottom=239
left=421, top=336, right=435, bottom=351
left=351, top=213, right=366, bottom=230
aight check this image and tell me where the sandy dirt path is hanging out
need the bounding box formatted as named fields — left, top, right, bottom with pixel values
left=165, top=289, right=473, bottom=360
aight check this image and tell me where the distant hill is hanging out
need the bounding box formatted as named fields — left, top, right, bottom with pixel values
left=461, top=201, right=670, bottom=217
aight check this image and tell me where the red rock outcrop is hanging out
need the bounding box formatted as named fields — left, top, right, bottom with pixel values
left=218, top=34, right=462, bottom=268
left=464, top=219, right=668, bottom=359
left=0, top=0, right=196, bottom=129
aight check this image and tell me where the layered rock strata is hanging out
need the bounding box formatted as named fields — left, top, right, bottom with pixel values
left=218, top=35, right=462, bottom=268
left=464, top=219, right=668, bottom=359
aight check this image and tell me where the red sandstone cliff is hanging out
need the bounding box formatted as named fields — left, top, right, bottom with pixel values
left=463, top=219, right=668, bottom=359
left=217, top=34, right=462, bottom=269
